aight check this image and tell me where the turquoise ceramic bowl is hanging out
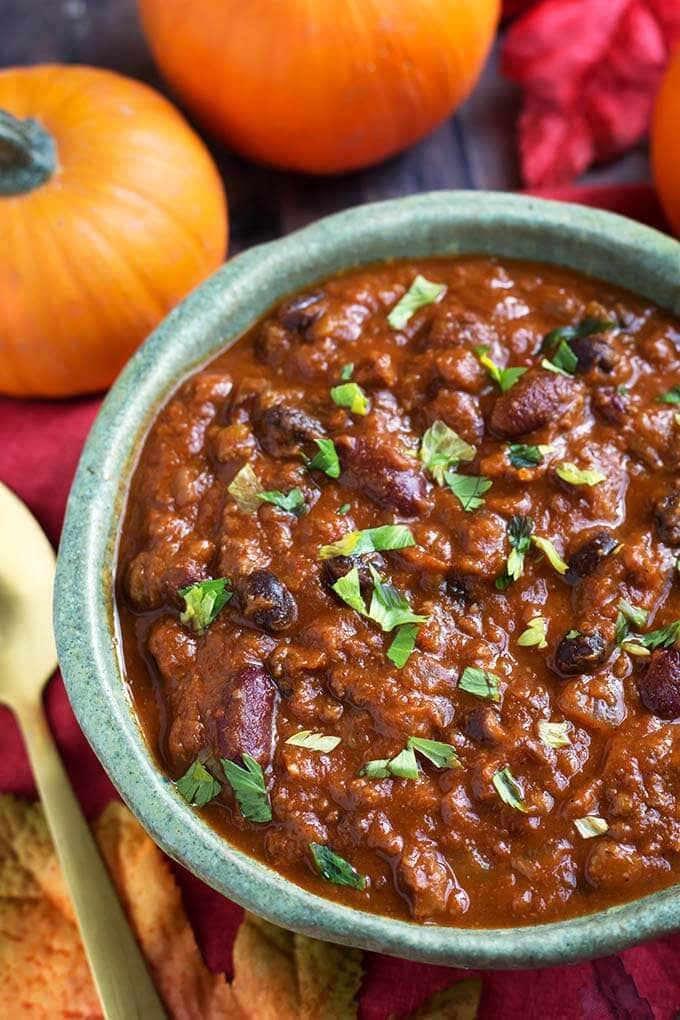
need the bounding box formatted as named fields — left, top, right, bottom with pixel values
left=55, top=192, right=680, bottom=968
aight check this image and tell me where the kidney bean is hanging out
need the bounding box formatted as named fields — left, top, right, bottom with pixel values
left=639, top=647, right=680, bottom=719
left=570, top=336, right=616, bottom=374
left=463, top=706, right=505, bottom=745
left=337, top=436, right=431, bottom=516
left=256, top=404, right=324, bottom=458
left=323, top=554, right=384, bottom=597
left=278, top=291, right=326, bottom=332
left=554, top=631, right=610, bottom=676
left=654, top=489, right=680, bottom=546
left=566, top=530, right=619, bottom=582
left=238, top=569, right=298, bottom=632
left=489, top=369, right=581, bottom=438
left=217, top=664, right=279, bottom=766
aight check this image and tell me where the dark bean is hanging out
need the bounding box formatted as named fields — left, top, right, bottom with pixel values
left=238, top=569, right=298, bottom=632
left=639, top=647, right=680, bottom=719
left=337, top=436, right=431, bottom=517
left=554, top=631, right=610, bottom=676
left=570, top=336, right=616, bottom=374
left=217, top=664, right=278, bottom=766
left=566, top=530, right=619, bottom=582
left=445, top=574, right=470, bottom=612
left=654, top=489, right=680, bottom=546
left=489, top=369, right=581, bottom=438
left=256, top=404, right=324, bottom=458
left=323, top=554, right=384, bottom=597
left=463, top=706, right=505, bottom=745
left=278, top=291, right=326, bottom=332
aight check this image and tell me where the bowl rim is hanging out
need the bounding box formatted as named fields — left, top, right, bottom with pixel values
left=55, top=190, right=680, bottom=968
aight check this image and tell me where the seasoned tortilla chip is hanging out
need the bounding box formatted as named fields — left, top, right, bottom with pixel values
left=232, top=914, right=299, bottom=1019
left=403, top=978, right=482, bottom=1019
left=0, top=795, right=242, bottom=1020
left=294, top=933, right=363, bottom=1019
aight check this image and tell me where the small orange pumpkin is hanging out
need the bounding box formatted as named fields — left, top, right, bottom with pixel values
left=139, top=0, right=500, bottom=175
left=0, top=65, right=228, bottom=397
left=652, top=47, right=680, bottom=238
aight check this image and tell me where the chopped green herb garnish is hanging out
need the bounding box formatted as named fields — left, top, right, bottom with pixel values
left=445, top=471, right=492, bottom=512
left=340, top=362, right=354, bottom=381
left=566, top=628, right=580, bottom=639
left=337, top=502, right=351, bottom=515
left=517, top=616, right=548, bottom=649
left=544, top=318, right=615, bottom=347
left=221, top=754, right=272, bottom=823
left=258, top=487, right=306, bottom=516
left=179, top=578, right=232, bottom=634
left=228, top=463, right=261, bottom=512
left=537, top=720, right=571, bottom=749
left=285, top=731, right=341, bottom=752
left=420, top=420, right=475, bottom=484
left=574, top=816, right=608, bottom=839
left=307, top=438, right=341, bottom=478
left=319, top=524, right=416, bottom=559
left=176, top=760, right=221, bottom=807
left=475, top=347, right=528, bottom=393
left=368, top=566, right=428, bottom=633
left=387, top=274, right=445, bottom=329
left=656, top=385, right=680, bottom=405
left=555, top=461, right=606, bottom=487
left=507, top=443, right=553, bottom=469
left=331, top=567, right=367, bottom=615
left=492, top=767, right=526, bottom=812
left=625, top=618, right=680, bottom=652
left=330, top=382, right=369, bottom=416
left=615, top=600, right=649, bottom=645
left=499, top=514, right=535, bottom=587
left=387, top=623, right=420, bottom=668
left=360, top=746, right=419, bottom=781
left=310, top=843, right=367, bottom=890
left=407, top=736, right=462, bottom=770
left=459, top=666, right=500, bottom=702
left=541, top=341, right=577, bottom=376
left=531, top=535, right=568, bottom=575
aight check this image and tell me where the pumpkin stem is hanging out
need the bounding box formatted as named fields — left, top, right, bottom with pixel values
left=0, top=109, right=57, bottom=196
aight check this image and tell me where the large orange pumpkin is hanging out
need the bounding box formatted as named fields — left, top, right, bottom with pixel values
left=0, top=65, right=228, bottom=397
left=652, top=47, right=680, bottom=238
left=138, top=0, right=500, bottom=175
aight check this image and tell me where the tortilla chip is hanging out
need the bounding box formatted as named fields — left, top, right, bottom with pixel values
left=0, top=795, right=242, bottom=1020
left=294, top=933, right=363, bottom=1019
left=232, top=914, right=300, bottom=1019
left=403, top=978, right=482, bottom=1019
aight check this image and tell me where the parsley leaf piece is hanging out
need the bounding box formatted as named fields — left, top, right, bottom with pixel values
left=492, top=767, right=527, bottom=812
left=420, top=420, right=475, bottom=484
left=176, top=760, right=221, bottom=807
left=555, top=461, right=607, bottom=487
left=228, top=463, right=261, bottom=512
left=537, top=720, right=571, bottom=749
left=531, top=535, right=568, bottom=575
left=307, top=438, right=341, bottom=478
left=474, top=346, right=528, bottom=393
left=615, top=600, right=649, bottom=645
left=543, top=340, right=578, bottom=376
left=407, top=736, right=462, bottom=770
left=459, top=666, right=500, bottom=702
left=359, top=758, right=392, bottom=778
left=221, top=754, right=272, bottom=823
left=310, top=843, right=367, bottom=890
left=387, top=274, right=445, bottom=329
left=331, top=567, right=367, bottom=616
left=360, top=746, right=419, bottom=781
left=319, top=524, right=416, bottom=559
left=387, top=623, right=420, bottom=668
left=517, top=616, right=548, bottom=649
left=337, top=502, right=351, bottom=515
left=340, top=362, right=354, bottom=381
left=445, top=471, right=492, bottom=512
left=285, top=731, right=341, bottom=752
left=367, top=567, right=428, bottom=633
left=544, top=318, right=615, bottom=347
left=330, top=382, right=369, bottom=416
left=507, top=443, right=553, bottom=469
left=629, top=619, right=680, bottom=652
left=574, top=816, right=608, bottom=839
left=657, top=385, right=680, bottom=404
left=179, top=578, right=232, bottom=634
left=500, top=514, right=535, bottom=586
left=257, top=487, right=306, bottom=516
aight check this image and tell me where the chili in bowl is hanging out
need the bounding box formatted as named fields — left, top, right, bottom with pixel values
left=55, top=192, right=680, bottom=967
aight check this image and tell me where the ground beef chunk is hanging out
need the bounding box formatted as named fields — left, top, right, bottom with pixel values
left=655, top=489, right=680, bottom=546
left=397, top=841, right=469, bottom=918
left=489, top=369, right=582, bottom=437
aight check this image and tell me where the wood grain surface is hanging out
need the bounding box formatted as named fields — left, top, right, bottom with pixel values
left=0, top=0, right=650, bottom=254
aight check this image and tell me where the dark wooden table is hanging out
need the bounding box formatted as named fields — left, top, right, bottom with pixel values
left=1, top=0, right=650, bottom=254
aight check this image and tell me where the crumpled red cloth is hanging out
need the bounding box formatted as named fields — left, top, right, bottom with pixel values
left=0, top=185, right=678, bottom=1019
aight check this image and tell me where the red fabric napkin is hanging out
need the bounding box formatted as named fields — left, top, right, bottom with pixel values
left=0, top=185, right=678, bottom=1020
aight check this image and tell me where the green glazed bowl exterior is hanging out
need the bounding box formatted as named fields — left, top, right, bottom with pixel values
left=55, top=192, right=680, bottom=968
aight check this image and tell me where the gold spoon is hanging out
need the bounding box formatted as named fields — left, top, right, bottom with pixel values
left=0, top=482, right=166, bottom=1020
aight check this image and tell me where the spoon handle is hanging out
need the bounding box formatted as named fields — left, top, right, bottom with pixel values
left=15, top=701, right=167, bottom=1020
